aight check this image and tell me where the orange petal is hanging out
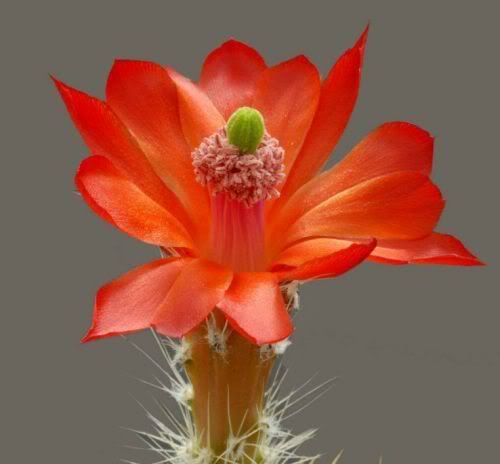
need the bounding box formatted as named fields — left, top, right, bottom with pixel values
left=53, top=77, right=191, bottom=228
left=153, top=259, right=233, bottom=338
left=218, top=272, right=292, bottom=344
left=200, top=40, right=267, bottom=119
left=274, top=240, right=376, bottom=282
left=371, top=233, right=483, bottom=266
left=273, top=233, right=482, bottom=269
left=278, top=26, right=369, bottom=204
left=270, top=122, right=435, bottom=243
left=82, top=258, right=186, bottom=342
left=252, top=55, right=321, bottom=176
left=105, top=60, right=210, bottom=238
left=283, top=172, right=444, bottom=247
left=167, top=68, right=225, bottom=149
left=273, top=237, right=372, bottom=268
left=76, top=156, right=194, bottom=249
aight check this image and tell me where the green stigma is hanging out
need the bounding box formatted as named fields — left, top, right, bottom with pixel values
left=226, top=107, right=265, bottom=154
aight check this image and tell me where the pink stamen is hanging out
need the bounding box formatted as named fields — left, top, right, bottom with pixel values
left=192, top=128, right=285, bottom=207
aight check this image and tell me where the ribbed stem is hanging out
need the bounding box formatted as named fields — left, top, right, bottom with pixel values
left=185, top=313, right=274, bottom=461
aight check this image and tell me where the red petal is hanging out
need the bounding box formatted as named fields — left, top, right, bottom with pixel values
left=371, top=233, right=483, bottom=266
left=153, top=259, right=232, bottom=338
left=105, top=60, right=210, bottom=236
left=218, top=272, right=293, bottom=344
left=76, top=156, right=194, bottom=249
left=273, top=234, right=482, bottom=268
left=200, top=39, right=267, bottom=119
left=167, top=68, right=225, bottom=148
left=53, top=77, right=191, bottom=228
left=284, top=172, right=444, bottom=247
left=278, top=26, right=369, bottom=203
left=273, top=237, right=372, bottom=268
left=252, top=55, right=321, bottom=176
left=82, top=258, right=186, bottom=342
left=275, top=240, right=376, bottom=282
left=270, top=121, right=434, bottom=240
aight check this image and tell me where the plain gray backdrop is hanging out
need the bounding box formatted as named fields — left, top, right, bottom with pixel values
left=1, top=0, right=498, bottom=463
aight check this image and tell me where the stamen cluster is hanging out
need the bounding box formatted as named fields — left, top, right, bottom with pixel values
left=192, top=128, right=285, bottom=207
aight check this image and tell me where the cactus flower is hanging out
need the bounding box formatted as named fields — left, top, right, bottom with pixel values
left=54, top=27, right=482, bottom=462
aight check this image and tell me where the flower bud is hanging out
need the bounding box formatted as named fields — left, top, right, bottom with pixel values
left=227, top=107, right=265, bottom=154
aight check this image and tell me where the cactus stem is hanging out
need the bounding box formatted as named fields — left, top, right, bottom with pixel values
left=125, top=322, right=326, bottom=464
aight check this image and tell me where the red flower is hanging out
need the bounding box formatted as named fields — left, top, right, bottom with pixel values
left=54, top=28, right=481, bottom=345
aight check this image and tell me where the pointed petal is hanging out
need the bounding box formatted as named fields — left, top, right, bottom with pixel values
left=105, top=60, right=210, bottom=236
left=278, top=26, right=369, bottom=203
left=275, top=240, right=376, bottom=282
left=252, top=55, right=321, bottom=176
left=200, top=39, right=267, bottom=119
left=283, top=172, right=444, bottom=247
left=153, top=259, right=232, bottom=338
left=53, top=77, right=191, bottom=227
left=167, top=68, right=225, bottom=148
left=82, top=258, right=186, bottom=342
left=76, top=156, right=194, bottom=249
left=218, top=272, right=292, bottom=344
left=371, top=233, right=483, bottom=266
left=270, top=121, right=434, bottom=240
left=273, top=237, right=372, bottom=268
left=273, top=234, right=482, bottom=268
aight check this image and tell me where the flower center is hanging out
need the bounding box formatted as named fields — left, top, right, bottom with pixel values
left=191, top=107, right=285, bottom=271
left=192, top=128, right=285, bottom=207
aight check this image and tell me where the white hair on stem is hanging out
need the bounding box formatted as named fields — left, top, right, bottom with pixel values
left=123, top=328, right=332, bottom=464
left=121, top=330, right=376, bottom=464
left=205, top=313, right=231, bottom=356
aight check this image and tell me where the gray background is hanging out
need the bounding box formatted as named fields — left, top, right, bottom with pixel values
left=1, top=0, right=498, bottom=463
